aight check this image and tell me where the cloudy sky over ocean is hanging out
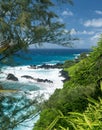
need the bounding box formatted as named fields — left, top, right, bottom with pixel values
left=32, top=0, right=102, bottom=49
left=59, top=0, right=102, bottom=48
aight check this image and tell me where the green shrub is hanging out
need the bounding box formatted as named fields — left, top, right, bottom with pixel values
left=69, top=98, right=102, bottom=130
left=33, top=36, right=102, bottom=130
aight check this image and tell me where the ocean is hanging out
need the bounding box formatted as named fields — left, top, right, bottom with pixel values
left=0, top=49, right=90, bottom=130
left=13, top=48, right=90, bottom=65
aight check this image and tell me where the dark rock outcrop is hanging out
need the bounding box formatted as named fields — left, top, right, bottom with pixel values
left=38, top=63, right=63, bottom=69
left=21, top=75, right=53, bottom=83
left=29, top=63, right=63, bottom=69
left=21, top=75, right=34, bottom=80
left=7, top=73, right=18, bottom=81
left=37, top=78, right=53, bottom=83
left=60, top=70, right=70, bottom=82
left=29, top=65, right=37, bottom=69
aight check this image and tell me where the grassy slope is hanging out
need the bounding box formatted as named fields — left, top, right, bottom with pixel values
left=33, top=37, right=102, bottom=130
left=33, top=62, right=97, bottom=130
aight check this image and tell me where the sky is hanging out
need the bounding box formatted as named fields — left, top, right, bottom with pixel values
left=30, top=0, right=102, bottom=49
left=60, top=0, right=102, bottom=49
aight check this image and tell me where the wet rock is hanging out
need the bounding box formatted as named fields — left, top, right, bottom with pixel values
left=37, top=78, right=53, bottom=83
left=21, top=75, right=34, bottom=80
left=29, top=63, right=63, bottom=69
left=7, top=73, right=18, bottom=81
left=60, top=70, right=70, bottom=82
left=38, top=63, right=63, bottom=69
left=29, top=65, right=37, bottom=69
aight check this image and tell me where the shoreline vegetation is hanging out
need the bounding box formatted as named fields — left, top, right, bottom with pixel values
left=33, top=37, right=102, bottom=130
left=0, top=38, right=102, bottom=130
left=0, top=50, right=90, bottom=130
left=1, top=0, right=101, bottom=129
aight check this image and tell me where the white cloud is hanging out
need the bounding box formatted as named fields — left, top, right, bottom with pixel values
left=70, top=29, right=94, bottom=35
left=90, top=33, right=101, bottom=41
left=73, top=37, right=98, bottom=49
left=95, top=10, right=102, bottom=15
left=57, top=18, right=64, bottom=23
left=62, top=29, right=72, bottom=35
left=78, top=30, right=94, bottom=35
left=84, top=18, right=102, bottom=27
left=70, top=28, right=77, bottom=35
left=62, top=10, right=73, bottom=16
left=63, top=29, right=69, bottom=33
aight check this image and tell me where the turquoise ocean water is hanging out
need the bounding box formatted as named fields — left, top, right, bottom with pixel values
left=14, top=48, right=90, bottom=66
left=0, top=49, right=90, bottom=130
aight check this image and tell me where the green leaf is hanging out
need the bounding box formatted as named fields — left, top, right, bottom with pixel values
left=46, top=116, right=59, bottom=130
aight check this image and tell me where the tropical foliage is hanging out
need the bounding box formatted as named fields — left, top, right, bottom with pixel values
left=0, top=1, right=76, bottom=129
left=69, top=98, right=102, bottom=130
left=0, top=92, right=41, bottom=130
left=0, top=1, right=102, bottom=129
left=43, top=98, right=102, bottom=130
left=0, top=0, right=74, bottom=61
left=68, top=37, right=102, bottom=86
left=33, top=36, right=102, bottom=130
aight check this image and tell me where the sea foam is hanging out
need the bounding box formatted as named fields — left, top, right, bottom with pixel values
left=0, top=65, right=64, bottom=100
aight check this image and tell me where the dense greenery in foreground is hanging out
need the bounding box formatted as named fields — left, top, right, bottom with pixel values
left=33, top=36, right=102, bottom=130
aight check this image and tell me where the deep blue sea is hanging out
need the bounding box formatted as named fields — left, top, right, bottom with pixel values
left=14, top=48, right=90, bottom=66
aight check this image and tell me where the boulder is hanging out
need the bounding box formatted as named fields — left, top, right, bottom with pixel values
left=21, top=75, right=34, bottom=80
left=29, top=65, right=37, bottom=69
left=7, top=73, right=18, bottom=81
left=60, top=70, right=70, bottom=82
left=28, top=63, right=63, bottom=69
left=38, top=63, right=63, bottom=69
left=37, top=78, right=53, bottom=83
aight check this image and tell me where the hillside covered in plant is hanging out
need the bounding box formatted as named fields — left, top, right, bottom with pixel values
left=33, top=36, right=102, bottom=130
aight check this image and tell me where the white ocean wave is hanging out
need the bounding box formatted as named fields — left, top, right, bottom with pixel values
left=0, top=65, right=64, bottom=99
left=45, top=60, right=62, bottom=64
left=0, top=65, right=64, bottom=130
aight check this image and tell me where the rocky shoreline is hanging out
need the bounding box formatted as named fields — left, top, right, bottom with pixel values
left=6, top=63, right=69, bottom=83
left=6, top=73, right=53, bottom=83
left=29, top=63, right=63, bottom=69
left=29, top=63, right=70, bottom=82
